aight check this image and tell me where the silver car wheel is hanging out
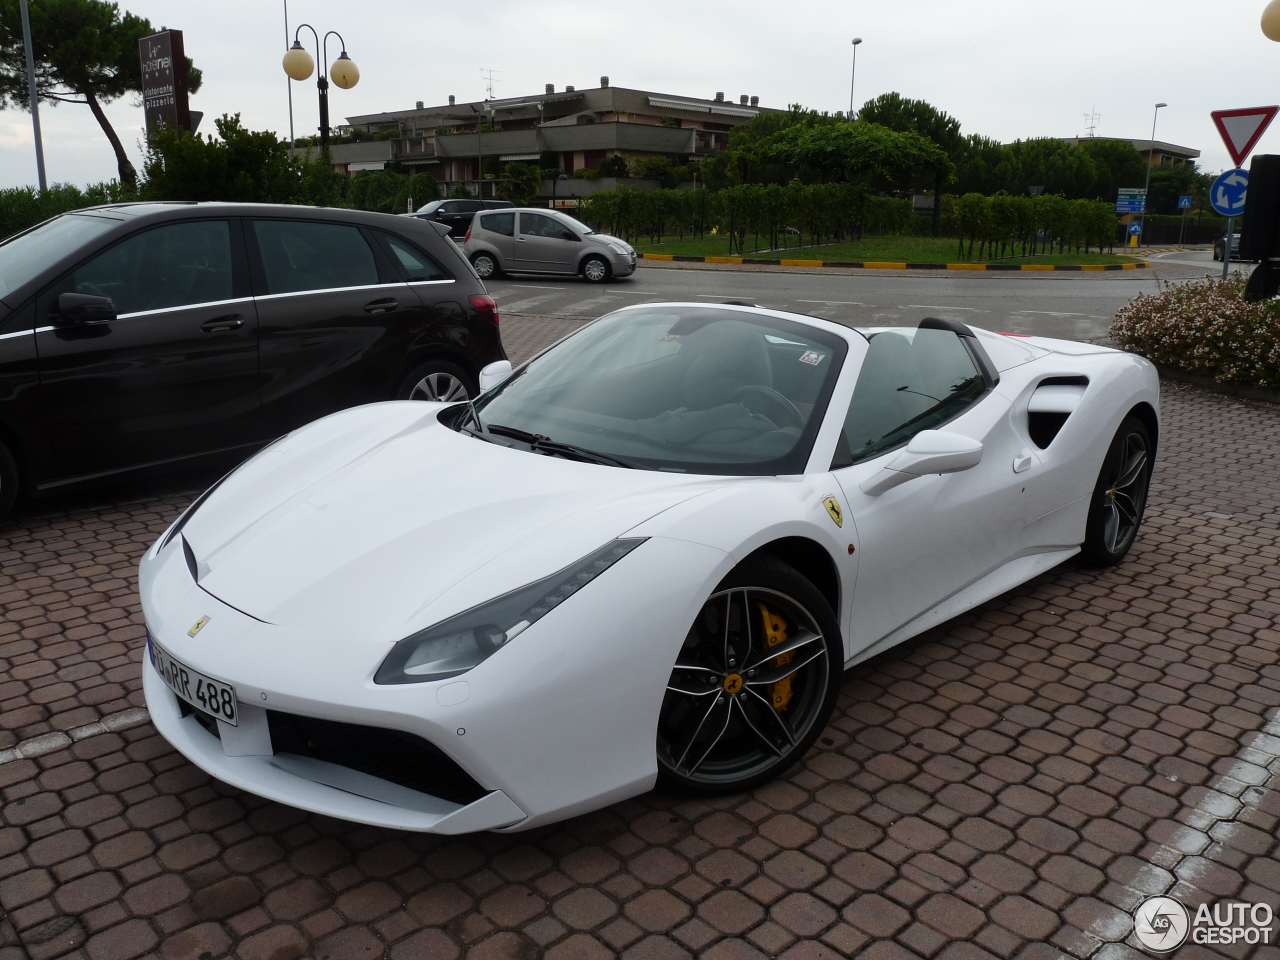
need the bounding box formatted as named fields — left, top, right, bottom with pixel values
left=409, top=372, right=470, bottom=402
left=583, top=257, right=609, bottom=282
left=472, top=254, right=496, bottom=278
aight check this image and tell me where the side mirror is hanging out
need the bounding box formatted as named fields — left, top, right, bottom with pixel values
left=478, top=359, right=513, bottom=392
left=860, top=430, right=983, bottom=496
left=57, top=292, right=116, bottom=324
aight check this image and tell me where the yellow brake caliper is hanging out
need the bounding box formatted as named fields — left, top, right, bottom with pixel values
left=758, top=603, right=793, bottom=711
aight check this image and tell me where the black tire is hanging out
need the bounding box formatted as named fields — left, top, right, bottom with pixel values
left=581, top=256, right=611, bottom=284
left=395, top=359, right=477, bottom=403
left=471, top=252, right=501, bottom=280
left=0, top=439, right=17, bottom=523
left=657, top=556, right=841, bottom=795
left=1079, top=414, right=1152, bottom=566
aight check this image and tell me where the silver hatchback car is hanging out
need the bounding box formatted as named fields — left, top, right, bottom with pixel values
left=462, top=208, right=637, bottom=283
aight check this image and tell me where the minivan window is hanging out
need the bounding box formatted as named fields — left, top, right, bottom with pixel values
left=519, top=213, right=577, bottom=241
left=72, top=220, right=233, bottom=315
left=0, top=214, right=119, bottom=300
left=380, top=233, right=449, bottom=281
left=253, top=220, right=379, bottom=294
left=481, top=212, right=515, bottom=236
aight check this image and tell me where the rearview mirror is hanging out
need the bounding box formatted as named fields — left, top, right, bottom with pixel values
left=479, top=359, right=513, bottom=392
left=57, top=292, right=116, bottom=324
left=860, top=430, right=983, bottom=496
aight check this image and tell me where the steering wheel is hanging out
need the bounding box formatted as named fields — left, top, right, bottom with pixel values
left=730, top=385, right=806, bottom=430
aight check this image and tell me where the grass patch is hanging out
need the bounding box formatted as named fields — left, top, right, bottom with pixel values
left=632, top=234, right=1137, bottom=265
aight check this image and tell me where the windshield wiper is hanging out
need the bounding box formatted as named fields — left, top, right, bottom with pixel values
left=486, top=424, right=637, bottom=469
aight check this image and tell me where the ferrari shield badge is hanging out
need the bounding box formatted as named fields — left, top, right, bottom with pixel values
left=187, top=616, right=211, bottom=638
left=822, top=496, right=843, bottom=528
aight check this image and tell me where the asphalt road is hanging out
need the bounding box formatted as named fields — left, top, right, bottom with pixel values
left=485, top=264, right=1160, bottom=341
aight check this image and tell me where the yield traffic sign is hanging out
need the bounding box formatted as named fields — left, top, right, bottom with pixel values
left=1210, top=106, right=1280, bottom=167
left=1210, top=168, right=1248, bottom=217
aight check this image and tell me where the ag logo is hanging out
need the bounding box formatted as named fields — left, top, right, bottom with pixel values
left=187, top=616, right=211, bottom=638
left=822, top=495, right=843, bottom=528
left=1133, top=896, right=1190, bottom=952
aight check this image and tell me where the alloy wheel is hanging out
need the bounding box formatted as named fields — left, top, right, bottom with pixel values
left=1100, top=430, right=1148, bottom=554
left=658, top=587, right=831, bottom=786
left=409, top=372, right=470, bottom=402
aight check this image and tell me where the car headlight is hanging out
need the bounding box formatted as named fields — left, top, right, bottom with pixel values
left=374, top=538, right=646, bottom=685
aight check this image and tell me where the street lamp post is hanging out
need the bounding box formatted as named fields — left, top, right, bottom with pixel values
left=848, top=38, right=863, bottom=119
left=1138, top=102, right=1167, bottom=248
left=18, top=0, right=46, bottom=190
left=282, top=24, right=359, bottom=154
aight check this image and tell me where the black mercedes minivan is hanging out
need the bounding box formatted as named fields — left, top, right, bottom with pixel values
left=0, top=202, right=506, bottom=519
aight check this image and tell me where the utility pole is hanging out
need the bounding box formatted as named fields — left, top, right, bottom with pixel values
left=19, top=0, right=47, bottom=190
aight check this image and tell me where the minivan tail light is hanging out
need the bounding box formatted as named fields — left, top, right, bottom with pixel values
left=468, top=294, right=499, bottom=325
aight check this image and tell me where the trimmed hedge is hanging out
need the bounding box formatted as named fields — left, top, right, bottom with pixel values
left=1111, top=273, right=1280, bottom=388
left=1, top=182, right=136, bottom=241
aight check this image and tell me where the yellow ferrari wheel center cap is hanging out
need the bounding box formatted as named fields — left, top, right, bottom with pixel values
left=723, top=674, right=744, bottom=694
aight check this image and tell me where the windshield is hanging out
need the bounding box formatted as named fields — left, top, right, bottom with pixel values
left=0, top=213, right=120, bottom=301
left=472, top=307, right=847, bottom=475
left=550, top=210, right=594, bottom=236
left=416, top=201, right=443, bottom=214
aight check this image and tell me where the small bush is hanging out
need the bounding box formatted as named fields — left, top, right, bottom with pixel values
left=1111, top=273, right=1280, bottom=388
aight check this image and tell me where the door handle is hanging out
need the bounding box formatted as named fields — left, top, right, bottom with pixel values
left=200, top=315, right=243, bottom=333
left=516, top=237, right=527, bottom=242
left=364, top=298, right=399, bottom=315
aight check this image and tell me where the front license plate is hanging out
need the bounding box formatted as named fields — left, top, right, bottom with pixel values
left=148, top=634, right=238, bottom=726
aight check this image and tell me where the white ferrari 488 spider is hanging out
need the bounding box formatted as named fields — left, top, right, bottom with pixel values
left=141, top=303, right=1158, bottom=834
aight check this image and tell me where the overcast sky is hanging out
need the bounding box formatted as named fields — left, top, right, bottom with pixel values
left=3, top=0, right=1277, bottom=190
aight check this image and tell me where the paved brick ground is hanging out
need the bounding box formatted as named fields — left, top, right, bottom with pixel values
left=1, top=317, right=1278, bottom=959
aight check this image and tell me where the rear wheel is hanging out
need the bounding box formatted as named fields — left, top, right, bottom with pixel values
left=395, top=359, right=476, bottom=403
left=582, top=256, right=611, bottom=284
left=657, top=557, right=841, bottom=794
left=0, top=439, right=17, bottom=523
left=471, top=252, right=500, bottom=279
left=1079, top=415, right=1152, bottom=566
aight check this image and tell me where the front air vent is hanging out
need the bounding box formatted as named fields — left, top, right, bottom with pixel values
left=267, top=711, right=487, bottom=805
left=1028, top=376, right=1088, bottom=449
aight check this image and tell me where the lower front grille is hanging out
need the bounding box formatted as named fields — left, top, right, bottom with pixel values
left=266, top=711, right=487, bottom=806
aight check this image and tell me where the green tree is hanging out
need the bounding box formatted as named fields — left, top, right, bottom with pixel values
left=141, top=114, right=299, bottom=202
left=0, top=0, right=202, bottom=186
left=498, top=162, right=541, bottom=205
left=858, top=93, right=963, bottom=234
left=1147, top=163, right=1212, bottom=215
left=754, top=121, right=951, bottom=185
left=1078, top=138, right=1147, bottom=203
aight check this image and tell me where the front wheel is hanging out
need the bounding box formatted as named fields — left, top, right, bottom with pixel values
left=1079, top=414, right=1152, bottom=566
left=581, top=256, right=611, bottom=284
left=657, top=557, right=841, bottom=795
left=471, top=252, right=501, bottom=279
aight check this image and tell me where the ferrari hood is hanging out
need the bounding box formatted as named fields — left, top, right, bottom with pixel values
left=182, top=403, right=728, bottom=639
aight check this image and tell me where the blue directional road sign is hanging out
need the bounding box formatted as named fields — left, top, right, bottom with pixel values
left=1178, top=195, right=1193, bottom=210
left=1128, top=222, right=1143, bottom=237
left=1210, top=169, right=1248, bottom=217
left=1116, top=187, right=1146, bottom=213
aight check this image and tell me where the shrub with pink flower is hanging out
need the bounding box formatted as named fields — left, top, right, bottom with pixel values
left=1110, top=273, right=1280, bottom=388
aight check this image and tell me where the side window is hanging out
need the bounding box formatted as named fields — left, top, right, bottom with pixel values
left=253, top=221, right=379, bottom=294
left=460, top=201, right=484, bottom=214
left=437, top=202, right=458, bottom=215
left=520, top=214, right=575, bottom=241
left=379, top=233, right=449, bottom=282
left=481, top=212, right=515, bottom=236
left=837, top=328, right=987, bottom=466
left=71, top=220, right=232, bottom=315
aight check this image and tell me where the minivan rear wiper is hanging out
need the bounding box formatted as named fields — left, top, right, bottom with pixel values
left=486, top=424, right=637, bottom=469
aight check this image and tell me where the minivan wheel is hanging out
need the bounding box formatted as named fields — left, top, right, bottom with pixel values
left=471, top=252, right=500, bottom=279
left=395, top=360, right=477, bottom=403
left=0, top=439, right=19, bottom=523
left=582, top=256, right=611, bottom=283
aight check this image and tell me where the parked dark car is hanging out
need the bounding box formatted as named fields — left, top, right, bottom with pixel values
left=0, top=202, right=504, bottom=519
left=409, top=199, right=514, bottom=237
left=1213, top=233, right=1241, bottom=261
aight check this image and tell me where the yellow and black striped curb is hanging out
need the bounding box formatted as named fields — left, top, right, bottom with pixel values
left=639, top=253, right=1148, bottom=272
